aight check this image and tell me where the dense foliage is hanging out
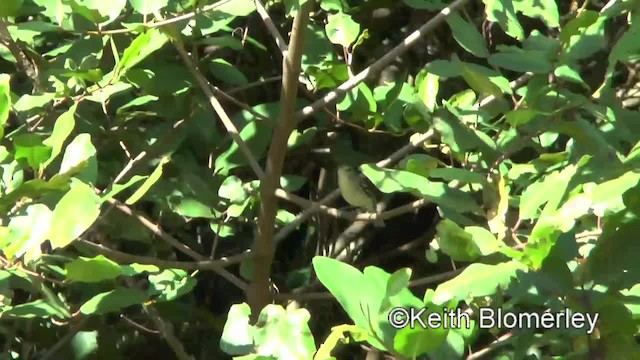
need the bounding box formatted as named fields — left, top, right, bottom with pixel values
left=0, top=0, right=639, bottom=359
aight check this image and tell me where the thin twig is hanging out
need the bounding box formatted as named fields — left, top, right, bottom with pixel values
left=466, top=332, right=514, bottom=360
left=85, top=0, right=235, bottom=35
left=295, top=0, right=470, bottom=120
left=143, top=305, right=194, bottom=360
left=107, top=198, right=203, bottom=261
left=121, top=315, right=161, bottom=334
left=226, top=75, right=283, bottom=94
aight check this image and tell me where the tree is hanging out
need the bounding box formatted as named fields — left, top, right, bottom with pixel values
left=0, top=0, right=639, bottom=358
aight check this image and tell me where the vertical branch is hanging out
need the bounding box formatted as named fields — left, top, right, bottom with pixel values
left=248, top=1, right=312, bottom=322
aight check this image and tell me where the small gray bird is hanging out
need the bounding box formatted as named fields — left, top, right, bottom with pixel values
left=337, top=165, right=385, bottom=227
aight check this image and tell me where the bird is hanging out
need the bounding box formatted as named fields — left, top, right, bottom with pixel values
left=336, top=165, right=385, bottom=227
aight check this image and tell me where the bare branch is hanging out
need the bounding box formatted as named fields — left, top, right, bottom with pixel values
left=248, top=1, right=312, bottom=321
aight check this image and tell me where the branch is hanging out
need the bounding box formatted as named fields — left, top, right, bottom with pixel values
left=75, top=240, right=248, bottom=291
left=106, top=198, right=203, bottom=261
left=274, top=188, right=428, bottom=223
left=295, top=0, right=470, bottom=120
left=142, top=305, right=194, bottom=360
left=255, top=0, right=288, bottom=56
left=86, top=0, right=236, bottom=35
left=248, top=1, right=311, bottom=321
left=275, top=268, right=464, bottom=302
left=169, top=29, right=266, bottom=179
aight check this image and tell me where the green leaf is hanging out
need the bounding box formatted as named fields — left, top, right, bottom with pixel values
left=325, top=12, right=360, bottom=48
left=505, top=108, right=542, bottom=127
left=399, top=154, right=440, bottom=178
left=386, top=268, right=412, bottom=298
left=590, top=171, right=640, bottom=212
left=437, top=114, right=480, bottom=149
left=42, top=103, right=77, bottom=169
left=209, top=58, right=248, bottom=86
left=312, top=257, right=387, bottom=350
left=125, top=157, right=169, bottom=205
left=13, top=93, right=55, bottom=112
left=361, top=165, right=482, bottom=214
left=120, top=263, right=160, bottom=276
left=315, top=325, right=368, bottom=360
left=559, top=10, right=598, bottom=45
left=65, top=255, right=122, bottom=283
left=128, top=0, right=168, bottom=15
left=85, top=81, right=133, bottom=104
left=446, top=13, right=489, bottom=58
left=214, top=119, right=273, bottom=175
left=489, top=46, right=554, bottom=73
left=564, top=14, right=606, bottom=61
left=49, top=180, right=102, bottom=249
left=196, top=36, right=243, bottom=50
left=432, top=262, right=526, bottom=305
left=13, top=134, right=52, bottom=172
left=0, top=0, right=23, bottom=17
left=428, top=168, right=487, bottom=185
left=220, top=303, right=254, bottom=355
left=464, top=226, right=501, bottom=256
left=435, top=219, right=482, bottom=261
left=70, top=331, right=99, bottom=359
left=514, top=0, right=560, bottom=28
left=101, top=175, right=147, bottom=201
left=2, top=299, right=68, bottom=319
left=554, top=64, right=587, bottom=87
left=288, top=127, right=318, bottom=149
left=586, top=212, right=640, bottom=288
left=0, top=74, right=10, bottom=139
left=604, top=18, right=640, bottom=84
left=73, top=0, right=126, bottom=23
left=148, top=269, right=196, bottom=302
left=482, top=0, right=524, bottom=41
left=456, top=61, right=504, bottom=99
left=79, top=288, right=147, bottom=315
left=214, top=0, right=256, bottom=16
left=116, top=29, right=169, bottom=78
left=320, top=0, right=348, bottom=11
left=393, top=305, right=449, bottom=357
left=403, top=0, right=446, bottom=10
left=59, top=133, right=98, bottom=184
left=416, top=70, right=439, bottom=112
left=116, top=95, right=159, bottom=115
left=4, top=204, right=53, bottom=263
left=254, top=305, right=316, bottom=359
left=0, top=179, right=70, bottom=214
